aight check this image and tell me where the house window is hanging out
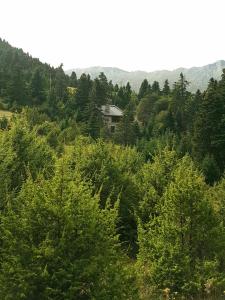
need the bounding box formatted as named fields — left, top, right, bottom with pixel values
left=111, top=116, right=121, bottom=123
left=111, top=125, right=115, bottom=133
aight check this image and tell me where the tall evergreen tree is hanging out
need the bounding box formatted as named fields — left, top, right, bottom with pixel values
left=0, top=159, right=137, bottom=299
left=162, top=79, right=170, bottom=95
left=170, top=73, right=190, bottom=133
left=30, top=68, right=45, bottom=105
left=114, top=100, right=138, bottom=145
left=151, top=80, right=160, bottom=95
left=75, top=73, right=92, bottom=121
left=69, top=71, right=78, bottom=87
left=138, top=79, right=150, bottom=100
left=193, top=75, right=225, bottom=174
left=138, top=154, right=220, bottom=296
left=86, top=80, right=103, bottom=138
left=54, top=64, right=68, bottom=101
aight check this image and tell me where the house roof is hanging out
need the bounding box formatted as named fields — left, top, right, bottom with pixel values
left=101, top=105, right=123, bottom=117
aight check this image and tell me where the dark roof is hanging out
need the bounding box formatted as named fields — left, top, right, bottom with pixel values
left=101, top=105, right=123, bottom=117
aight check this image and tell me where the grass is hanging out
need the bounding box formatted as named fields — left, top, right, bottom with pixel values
left=139, top=288, right=225, bottom=300
left=150, top=295, right=225, bottom=300
left=0, top=110, right=12, bottom=119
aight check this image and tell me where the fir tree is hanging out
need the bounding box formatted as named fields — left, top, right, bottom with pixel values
left=162, top=79, right=170, bottom=95
left=138, top=79, right=150, bottom=100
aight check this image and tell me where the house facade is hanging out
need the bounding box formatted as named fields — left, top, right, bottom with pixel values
left=101, top=104, right=123, bottom=133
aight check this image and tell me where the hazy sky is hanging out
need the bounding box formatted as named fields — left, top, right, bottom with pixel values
left=1, top=0, right=225, bottom=71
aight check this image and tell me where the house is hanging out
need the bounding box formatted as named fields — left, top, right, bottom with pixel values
left=101, top=104, right=123, bottom=133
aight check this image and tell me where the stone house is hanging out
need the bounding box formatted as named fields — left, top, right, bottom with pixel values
left=101, top=104, right=123, bottom=133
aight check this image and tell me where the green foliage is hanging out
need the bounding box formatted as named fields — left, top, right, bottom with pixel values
left=137, top=94, right=157, bottom=125
left=66, top=137, right=144, bottom=256
left=114, top=100, right=140, bottom=146
left=75, top=73, right=92, bottom=121
left=69, top=71, right=78, bottom=87
left=0, top=115, right=9, bottom=129
left=162, top=79, right=170, bottom=95
left=0, top=161, right=137, bottom=299
left=170, top=73, right=191, bottom=133
left=1, top=38, right=225, bottom=299
left=114, top=83, right=132, bottom=109
left=137, top=152, right=223, bottom=297
left=138, top=79, right=150, bottom=100
left=193, top=74, right=225, bottom=175
left=201, top=154, right=221, bottom=184
left=151, top=81, right=161, bottom=95
left=30, top=68, right=46, bottom=104
left=0, top=115, right=55, bottom=210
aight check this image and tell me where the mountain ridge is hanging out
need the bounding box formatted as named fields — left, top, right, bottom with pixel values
left=66, top=60, right=225, bottom=92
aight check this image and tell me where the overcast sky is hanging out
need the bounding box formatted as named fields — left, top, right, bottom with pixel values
left=0, top=0, right=225, bottom=71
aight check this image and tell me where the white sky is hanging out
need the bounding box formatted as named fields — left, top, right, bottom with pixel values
left=0, top=0, right=225, bottom=71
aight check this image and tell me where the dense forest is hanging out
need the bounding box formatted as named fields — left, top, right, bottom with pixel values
left=0, top=38, right=225, bottom=299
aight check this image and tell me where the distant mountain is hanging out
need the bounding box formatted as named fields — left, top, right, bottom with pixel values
left=66, top=61, right=225, bottom=92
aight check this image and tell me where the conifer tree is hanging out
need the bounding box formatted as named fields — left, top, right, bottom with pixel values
left=75, top=73, right=92, bottom=121
left=193, top=74, right=225, bottom=174
left=0, top=116, right=55, bottom=210
left=114, top=100, right=138, bottom=145
left=170, top=73, right=190, bottom=133
left=151, top=80, right=160, bottom=95
left=0, top=159, right=138, bottom=299
left=54, top=64, right=68, bottom=101
left=69, top=71, right=78, bottom=87
left=30, top=68, right=45, bottom=105
left=86, top=80, right=103, bottom=138
left=138, top=154, right=220, bottom=296
left=162, top=79, right=170, bottom=95
left=138, top=79, right=150, bottom=100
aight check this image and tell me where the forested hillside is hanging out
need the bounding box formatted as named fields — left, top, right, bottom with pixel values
left=0, top=38, right=225, bottom=299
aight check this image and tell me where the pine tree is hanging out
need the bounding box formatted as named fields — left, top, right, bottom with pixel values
left=75, top=73, right=92, bottom=121
left=0, top=159, right=137, bottom=299
left=151, top=80, right=160, bottom=95
left=138, top=154, right=220, bottom=296
left=193, top=75, right=225, bottom=174
left=163, top=79, right=170, bottom=95
left=86, top=80, right=103, bottom=138
left=170, top=73, right=190, bottom=133
left=69, top=71, right=78, bottom=87
left=115, top=85, right=132, bottom=109
left=54, top=64, right=68, bottom=101
left=138, top=79, right=150, bottom=100
left=114, top=100, right=138, bottom=145
left=0, top=116, right=55, bottom=210
left=7, top=68, right=28, bottom=107
left=30, top=68, right=45, bottom=105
